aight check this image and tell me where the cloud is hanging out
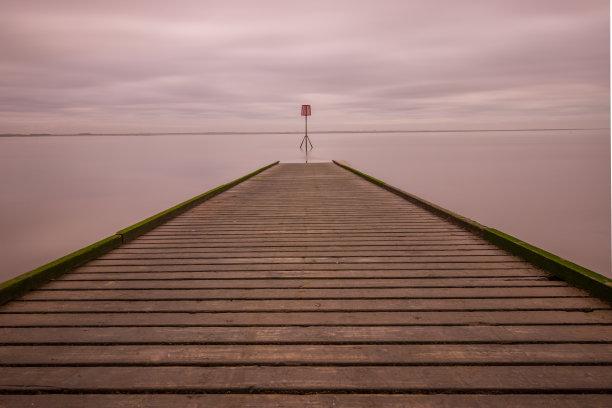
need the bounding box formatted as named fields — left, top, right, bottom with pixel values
left=0, top=0, right=608, bottom=133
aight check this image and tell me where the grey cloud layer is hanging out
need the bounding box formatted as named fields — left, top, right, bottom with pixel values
left=0, top=0, right=608, bottom=133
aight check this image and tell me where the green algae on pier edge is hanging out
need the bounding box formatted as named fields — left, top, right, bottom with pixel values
left=0, top=161, right=279, bottom=305
left=117, top=161, right=279, bottom=242
left=333, top=160, right=612, bottom=304
left=0, top=235, right=122, bottom=305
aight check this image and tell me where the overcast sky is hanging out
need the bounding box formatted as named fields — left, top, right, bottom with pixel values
left=0, top=0, right=609, bottom=133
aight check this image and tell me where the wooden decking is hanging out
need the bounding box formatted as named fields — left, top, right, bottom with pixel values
left=1, top=162, right=611, bottom=406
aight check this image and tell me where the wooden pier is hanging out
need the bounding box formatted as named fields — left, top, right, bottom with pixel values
left=1, top=162, right=611, bottom=406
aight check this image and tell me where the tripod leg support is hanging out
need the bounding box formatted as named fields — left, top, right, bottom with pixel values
left=299, top=135, right=313, bottom=151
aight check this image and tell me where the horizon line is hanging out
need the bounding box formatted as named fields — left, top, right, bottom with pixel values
left=0, top=127, right=609, bottom=137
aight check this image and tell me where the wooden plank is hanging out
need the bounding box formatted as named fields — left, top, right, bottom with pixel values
left=84, top=255, right=524, bottom=266
left=19, top=287, right=589, bottom=300
left=146, top=228, right=470, bottom=234
left=136, top=231, right=479, bottom=238
left=42, top=277, right=565, bottom=290
left=147, top=227, right=468, bottom=233
left=128, top=232, right=478, bottom=236
left=116, top=242, right=500, bottom=248
left=2, top=343, right=611, bottom=365
left=145, top=221, right=468, bottom=227
left=2, top=394, right=611, bottom=408
left=96, top=249, right=511, bottom=259
left=156, top=224, right=462, bottom=231
left=153, top=222, right=467, bottom=228
left=59, top=269, right=549, bottom=280
left=120, top=240, right=492, bottom=248
left=5, top=297, right=608, bottom=313
left=123, top=236, right=483, bottom=244
left=73, top=261, right=535, bottom=272
left=2, top=325, right=611, bottom=345
left=112, top=245, right=503, bottom=253
left=1, top=310, right=611, bottom=327
left=0, top=366, right=611, bottom=391
left=164, top=212, right=449, bottom=217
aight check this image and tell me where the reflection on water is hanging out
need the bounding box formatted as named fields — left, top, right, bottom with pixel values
left=0, top=130, right=609, bottom=281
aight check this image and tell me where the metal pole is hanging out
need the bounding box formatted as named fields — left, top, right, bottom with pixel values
left=305, top=115, right=308, bottom=152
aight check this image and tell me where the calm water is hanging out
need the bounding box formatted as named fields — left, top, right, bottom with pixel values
left=0, top=130, right=610, bottom=282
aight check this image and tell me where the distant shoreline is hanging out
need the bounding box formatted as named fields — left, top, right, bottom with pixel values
left=0, top=128, right=609, bottom=138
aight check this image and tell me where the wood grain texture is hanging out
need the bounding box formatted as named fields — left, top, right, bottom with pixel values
left=2, top=343, right=611, bottom=365
left=1, top=394, right=611, bottom=408
left=18, top=286, right=593, bottom=300
left=2, top=325, right=611, bottom=344
left=0, top=162, right=610, bottom=405
left=1, top=366, right=611, bottom=391
left=39, top=277, right=566, bottom=289
left=5, top=297, right=607, bottom=313
left=2, top=309, right=612, bottom=327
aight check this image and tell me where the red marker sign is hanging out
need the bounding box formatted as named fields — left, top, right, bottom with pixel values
left=299, top=105, right=313, bottom=152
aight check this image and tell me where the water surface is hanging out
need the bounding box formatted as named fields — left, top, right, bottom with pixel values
left=0, top=130, right=609, bottom=282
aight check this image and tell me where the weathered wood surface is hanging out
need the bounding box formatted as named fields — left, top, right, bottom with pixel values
left=2, top=394, right=612, bottom=408
left=3, top=310, right=612, bottom=327
left=4, top=297, right=607, bottom=313
left=2, top=343, right=611, bottom=365
left=1, top=162, right=610, bottom=405
left=3, top=325, right=611, bottom=344
left=17, top=286, right=595, bottom=300
left=39, top=277, right=568, bottom=289
left=1, top=366, right=612, bottom=391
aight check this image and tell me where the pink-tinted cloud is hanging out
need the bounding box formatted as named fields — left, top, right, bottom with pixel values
left=0, top=0, right=608, bottom=133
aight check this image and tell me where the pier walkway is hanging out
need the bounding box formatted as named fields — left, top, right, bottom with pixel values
left=1, top=162, right=611, bottom=406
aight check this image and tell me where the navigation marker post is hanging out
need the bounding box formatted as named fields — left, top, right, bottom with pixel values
left=300, top=104, right=313, bottom=152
